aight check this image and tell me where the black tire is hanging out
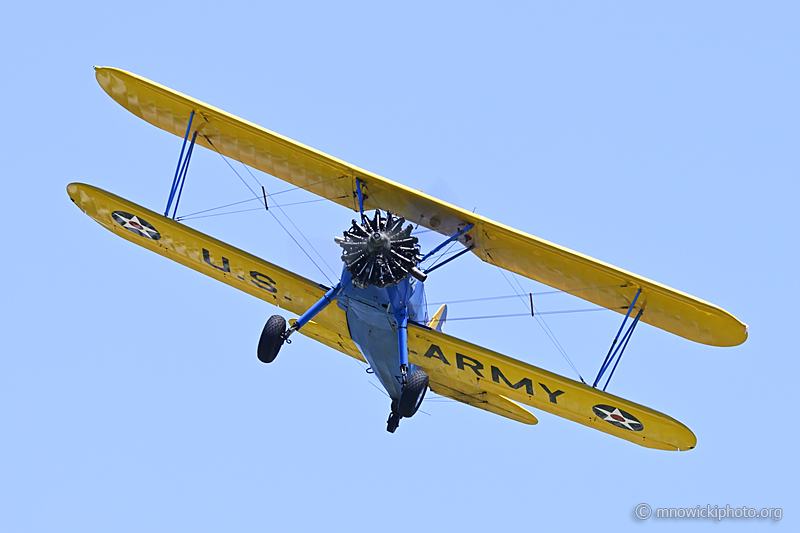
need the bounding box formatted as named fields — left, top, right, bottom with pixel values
left=398, top=369, right=429, bottom=417
left=257, top=315, right=286, bottom=363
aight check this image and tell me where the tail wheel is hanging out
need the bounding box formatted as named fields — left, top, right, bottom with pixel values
left=398, top=369, right=429, bottom=418
left=257, top=315, right=286, bottom=363
left=387, top=413, right=401, bottom=433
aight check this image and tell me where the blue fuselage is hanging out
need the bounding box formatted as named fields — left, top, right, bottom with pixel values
left=335, top=268, right=427, bottom=400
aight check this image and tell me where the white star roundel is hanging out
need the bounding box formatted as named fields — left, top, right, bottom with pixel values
left=592, top=404, right=644, bottom=432
left=111, top=211, right=161, bottom=240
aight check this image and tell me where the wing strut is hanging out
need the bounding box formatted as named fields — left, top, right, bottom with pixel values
left=165, top=110, right=197, bottom=219
left=356, top=178, right=367, bottom=223
left=421, top=223, right=474, bottom=262
left=593, top=289, right=642, bottom=389
left=424, top=245, right=476, bottom=275
left=601, top=308, right=643, bottom=391
left=418, top=223, right=476, bottom=275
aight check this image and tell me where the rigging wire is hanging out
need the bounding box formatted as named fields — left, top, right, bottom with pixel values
left=425, top=287, right=616, bottom=307
left=422, top=239, right=459, bottom=272
left=236, top=160, right=340, bottom=281
left=446, top=308, right=612, bottom=321
left=177, top=196, right=262, bottom=219
left=175, top=175, right=351, bottom=220
left=202, top=135, right=338, bottom=283
left=176, top=196, right=348, bottom=221
left=510, top=271, right=573, bottom=367
left=497, top=267, right=586, bottom=383
left=203, top=137, right=336, bottom=284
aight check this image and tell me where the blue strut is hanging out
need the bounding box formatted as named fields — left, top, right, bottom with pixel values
left=602, top=308, right=643, bottom=391
left=283, top=283, right=343, bottom=339
left=356, top=178, right=366, bottom=223
left=171, top=130, right=198, bottom=219
left=397, top=306, right=409, bottom=370
left=165, top=111, right=195, bottom=217
left=421, top=223, right=474, bottom=262
left=593, top=288, right=642, bottom=388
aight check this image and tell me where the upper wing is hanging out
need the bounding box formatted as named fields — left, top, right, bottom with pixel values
left=95, top=66, right=747, bottom=347
left=66, top=182, right=350, bottom=339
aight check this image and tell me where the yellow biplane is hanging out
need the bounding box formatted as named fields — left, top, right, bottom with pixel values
left=68, top=67, right=747, bottom=451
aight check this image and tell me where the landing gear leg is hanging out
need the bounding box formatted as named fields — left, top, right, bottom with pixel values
left=257, top=282, right=342, bottom=362
left=283, top=282, right=342, bottom=342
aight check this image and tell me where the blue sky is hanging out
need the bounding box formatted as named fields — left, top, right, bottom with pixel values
left=1, top=1, right=796, bottom=531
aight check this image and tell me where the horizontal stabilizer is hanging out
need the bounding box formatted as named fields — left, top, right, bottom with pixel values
left=429, top=376, right=538, bottom=425
left=428, top=304, right=447, bottom=332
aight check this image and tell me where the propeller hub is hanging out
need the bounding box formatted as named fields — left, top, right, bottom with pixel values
left=368, top=232, right=389, bottom=252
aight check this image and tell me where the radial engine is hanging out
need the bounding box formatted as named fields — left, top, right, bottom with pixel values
left=335, top=210, right=427, bottom=288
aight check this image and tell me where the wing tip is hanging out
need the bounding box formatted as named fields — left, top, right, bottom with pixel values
left=66, top=182, right=82, bottom=204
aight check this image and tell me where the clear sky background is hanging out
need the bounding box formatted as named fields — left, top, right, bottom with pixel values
left=1, top=1, right=797, bottom=531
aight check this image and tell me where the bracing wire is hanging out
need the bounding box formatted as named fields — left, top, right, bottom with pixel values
left=446, top=308, right=612, bottom=321
left=510, top=272, right=573, bottom=369
left=235, top=160, right=340, bottom=280
left=176, top=196, right=348, bottom=221
left=175, top=175, right=351, bottom=220
left=201, top=135, right=338, bottom=283
left=203, top=138, right=335, bottom=284
left=427, top=284, right=626, bottom=306
left=422, top=240, right=459, bottom=271
left=497, top=267, right=586, bottom=383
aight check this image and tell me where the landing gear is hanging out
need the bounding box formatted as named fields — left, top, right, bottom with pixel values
left=399, top=369, right=429, bottom=417
left=257, top=315, right=286, bottom=363
left=386, top=369, right=429, bottom=433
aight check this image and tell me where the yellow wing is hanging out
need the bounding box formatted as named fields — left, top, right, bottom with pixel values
left=94, top=66, right=747, bottom=347
left=66, top=182, right=350, bottom=339
left=406, top=324, right=696, bottom=451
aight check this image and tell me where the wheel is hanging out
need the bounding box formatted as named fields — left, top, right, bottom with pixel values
left=257, top=315, right=286, bottom=363
left=398, top=369, right=429, bottom=417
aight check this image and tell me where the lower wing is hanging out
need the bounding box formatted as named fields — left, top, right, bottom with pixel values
left=67, top=182, right=350, bottom=338
left=406, top=325, right=696, bottom=451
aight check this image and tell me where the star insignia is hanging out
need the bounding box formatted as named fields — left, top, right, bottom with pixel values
left=112, top=211, right=161, bottom=240
left=592, top=404, right=644, bottom=431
